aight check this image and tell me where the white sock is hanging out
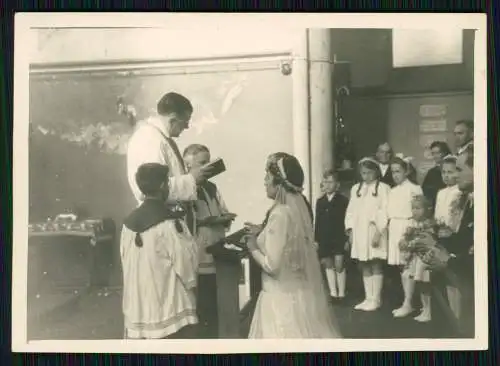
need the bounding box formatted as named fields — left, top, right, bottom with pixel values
left=372, top=274, right=383, bottom=304
left=402, top=273, right=415, bottom=309
left=420, top=293, right=431, bottom=315
left=365, top=274, right=373, bottom=301
left=325, top=268, right=338, bottom=297
left=337, top=269, right=346, bottom=297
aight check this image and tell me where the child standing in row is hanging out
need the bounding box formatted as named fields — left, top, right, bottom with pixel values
left=399, top=195, right=436, bottom=322
left=345, top=158, right=391, bottom=311
left=434, top=155, right=463, bottom=320
left=386, top=155, right=423, bottom=318
left=315, top=170, right=349, bottom=300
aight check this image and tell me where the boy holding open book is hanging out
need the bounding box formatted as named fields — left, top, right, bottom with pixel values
left=183, top=144, right=235, bottom=339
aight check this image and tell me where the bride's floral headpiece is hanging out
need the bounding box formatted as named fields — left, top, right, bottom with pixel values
left=267, top=153, right=304, bottom=193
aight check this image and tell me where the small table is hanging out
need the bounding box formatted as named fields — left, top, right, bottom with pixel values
left=28, top=218, right=116, bottom=289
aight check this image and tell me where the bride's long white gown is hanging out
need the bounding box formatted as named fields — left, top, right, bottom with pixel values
left=248, top=204, right=341, bottom=338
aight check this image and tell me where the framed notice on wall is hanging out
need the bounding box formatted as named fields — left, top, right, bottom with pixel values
left=419, top=119, right=447, bottom=133
left=419, top=104, right=448, bottom=118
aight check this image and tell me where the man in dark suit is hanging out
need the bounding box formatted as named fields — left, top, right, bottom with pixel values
left=375, top=142, right=395, bottom=187
left=419, top=143, right=474, bottom=337
left=315, top=170, right=349, bottom=300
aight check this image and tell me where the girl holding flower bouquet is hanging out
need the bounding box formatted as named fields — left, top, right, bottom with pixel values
left=387, top=155, right=423, bottom=318
left=399, top=195, right=437, bottom=322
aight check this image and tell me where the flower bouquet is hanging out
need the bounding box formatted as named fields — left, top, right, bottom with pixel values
left=399, top=219, right=438, bottom=259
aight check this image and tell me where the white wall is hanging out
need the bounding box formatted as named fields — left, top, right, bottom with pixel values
left=30, top=27, right=300, bottom=64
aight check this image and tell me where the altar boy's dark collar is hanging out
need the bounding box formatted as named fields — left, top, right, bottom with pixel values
left=124, top=197, right=185, bottom=234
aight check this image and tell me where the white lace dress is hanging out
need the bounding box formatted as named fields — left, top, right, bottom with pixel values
left=248, top=204, right=340, bottom=338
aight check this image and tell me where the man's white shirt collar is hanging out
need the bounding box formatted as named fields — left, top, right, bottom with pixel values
left=146, top=116, right=171, bottom=138
left=457, top=141, right=473, bottom=155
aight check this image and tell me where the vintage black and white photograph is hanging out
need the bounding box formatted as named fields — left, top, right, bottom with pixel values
left=12, top=13, right=487, bottom=353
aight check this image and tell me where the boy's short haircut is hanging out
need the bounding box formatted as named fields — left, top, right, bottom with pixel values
left=135, top=163, right=169, bottom=197
left=322, top=168, right=339, bottom=181
left=183, top=144, right=210, bottom=158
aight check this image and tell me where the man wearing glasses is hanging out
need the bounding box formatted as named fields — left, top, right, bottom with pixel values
left=127, top=92, right=214, bottom=235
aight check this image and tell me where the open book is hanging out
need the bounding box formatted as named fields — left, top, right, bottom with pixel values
left=202, top=158, right=226, bottom=180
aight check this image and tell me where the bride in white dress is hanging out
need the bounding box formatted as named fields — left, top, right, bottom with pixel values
left=244, top=153, right=341, bottom=338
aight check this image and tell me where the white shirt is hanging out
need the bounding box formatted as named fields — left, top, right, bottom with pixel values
left=126, top=116, right=197, bottom=205
left=435, top=185, right=462, bottom=229
left=326, top=193, right=335, bottom=202
left=379, top=163, right=389, bottom=177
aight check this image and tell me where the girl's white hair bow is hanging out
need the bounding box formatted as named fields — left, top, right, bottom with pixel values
left=359, top=156, right=379, bottom=165
left=395, top=153, right=414, bottom=164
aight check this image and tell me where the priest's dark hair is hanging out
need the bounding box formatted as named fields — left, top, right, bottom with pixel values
left=135, top=163, right=170, bottom=197
left=157, top=92, right=193, bottom=117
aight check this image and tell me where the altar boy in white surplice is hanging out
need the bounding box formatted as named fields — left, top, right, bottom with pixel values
left=121, top=163, right=199, bottom=339
left=126, top=92, right=214, bottom=234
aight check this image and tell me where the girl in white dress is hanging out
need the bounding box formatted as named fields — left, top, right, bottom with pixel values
left=435, top=155, right=462, bottom=232
left=434, top=155, right=463, bottom=319
left=245, top=153, right=340, bottom=338
left=387, top=155, right=423, bottom=318
left=345, top=157, right=391, bottom=311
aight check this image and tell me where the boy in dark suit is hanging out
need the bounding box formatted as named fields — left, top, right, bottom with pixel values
left=315, top=170, right=349, bottom=299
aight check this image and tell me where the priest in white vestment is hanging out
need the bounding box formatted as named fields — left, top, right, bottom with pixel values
left=126, top=92, right=214, bottom=234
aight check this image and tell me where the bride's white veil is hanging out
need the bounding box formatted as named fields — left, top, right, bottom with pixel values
left=267, top=153, right=341, bottom=337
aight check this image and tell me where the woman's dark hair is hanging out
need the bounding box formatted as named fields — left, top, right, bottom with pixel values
left=390, top=157, right=418, bottom=184
left=157, top=92, right=193, bottom=117
left=356, top=159, right=382, bottom=197
left=429, top=141, right=452, bottom=157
